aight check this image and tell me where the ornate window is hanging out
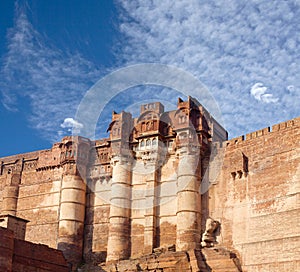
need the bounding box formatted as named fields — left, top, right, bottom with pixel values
left=146, top=121, right=152, bottom=131
left=179, top=115, right=187, bottom=124
left=179, top=132, right=188, bottom=139
left=152, top=138, right=157, bottom=146
left=146, top=139, right=151, bottom=147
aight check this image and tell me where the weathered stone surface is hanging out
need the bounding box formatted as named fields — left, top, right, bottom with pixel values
left=93, top=247, right=241, bottom=272
left=0, top=226, right=69, bottom=272
left=208, top=117, right=300, bottom=271
left=201, top=247, right=242, bottom=272
left=0, top=97, right=299, bottom=271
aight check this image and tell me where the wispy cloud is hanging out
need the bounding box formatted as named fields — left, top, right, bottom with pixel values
left=1, top=1, right=299, bottom=142
left=116, top=0, right=300, bottom=137
left=0, top=4, right=100, bottom=141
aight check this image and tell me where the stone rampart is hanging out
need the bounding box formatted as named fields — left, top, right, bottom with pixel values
left=208, top=116, right=300, bottom=271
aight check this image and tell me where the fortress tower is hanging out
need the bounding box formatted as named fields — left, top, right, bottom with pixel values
left=57, top=137, right=91, bottom=265
left=0, top=96, right=299, bottom=271
left=103, top=97, right=226, bottom=262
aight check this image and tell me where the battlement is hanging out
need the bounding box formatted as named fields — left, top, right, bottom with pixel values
left=225, top=116, right=300, bottom=146
left=0, top=97, right=299, bottom=271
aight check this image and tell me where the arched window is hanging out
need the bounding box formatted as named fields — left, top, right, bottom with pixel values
left=152, top=138, right=157, bottom=146
left=179, top=132, right=188, bottom=139
left=140, top=140, right=145, bottom=148
left=178, top=115, right=184, bottom=124
left=146, top=121, right=152, bottom=131
left=146, top=139, right=151, bottom=147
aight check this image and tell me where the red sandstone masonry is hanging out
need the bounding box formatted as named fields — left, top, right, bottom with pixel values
left=0, top=98, right=299, bottom=271
left=0, top=227, right=14, bottom=272
left=209, top=116, right=300, bottom=271
left=225, top=116, right=300, bottom=145
left=0, top=227, right=68, bottom=272
left=13, top=239, right=69, bottom=272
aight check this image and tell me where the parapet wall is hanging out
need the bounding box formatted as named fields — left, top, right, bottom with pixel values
left=208, top=116, right=300, bottom=271
left=225, top=116, right=300, bottom=145
left=0, top=227, right=69, bottom=272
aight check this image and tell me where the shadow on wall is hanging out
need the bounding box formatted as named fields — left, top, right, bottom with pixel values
left=82, top=181, right=108, bottom=265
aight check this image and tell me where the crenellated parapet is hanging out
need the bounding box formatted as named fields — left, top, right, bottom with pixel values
left=222, top=116, right=300, bottom=183
left=225, top=116, right=300, bottom=147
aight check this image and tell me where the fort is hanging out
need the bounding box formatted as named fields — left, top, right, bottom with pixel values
left=0, top=96, right=299, bottom=271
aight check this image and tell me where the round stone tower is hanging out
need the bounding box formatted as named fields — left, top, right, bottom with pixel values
left=176, top=146, right=201, bottom=251
left=57, top=136, right=90, bottom=269
left=106, top=155, right=131, bottom=262
left=1, top=161, right=22, bottom=216
left=106, top=111, right=132, bottom=263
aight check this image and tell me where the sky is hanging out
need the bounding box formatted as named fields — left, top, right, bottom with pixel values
left=0, top=0, right=299, bottom=157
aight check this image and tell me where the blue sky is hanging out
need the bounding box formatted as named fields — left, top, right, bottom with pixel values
left=0, top=0, right=299, bottom=157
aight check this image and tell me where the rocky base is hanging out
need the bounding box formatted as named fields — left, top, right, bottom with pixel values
left=201, top=247, right=243, bottom=272
left=78, top=246, right=242, bottom=272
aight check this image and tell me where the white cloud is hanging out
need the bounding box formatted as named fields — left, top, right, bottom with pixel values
left=115, top=0, right=300, bottom=137
left=250, top=83, right=268, bottom=101
left=260, top=94, right=279, bottom=104
left=287, top=85, right=295, bottom=92
left=0, top=5, right=100, bottom=142
left=250, top=82, right=278, bottom=103
left=60, top=118, right=83, bottom=134
left=1, top=1, right=299, bottom=142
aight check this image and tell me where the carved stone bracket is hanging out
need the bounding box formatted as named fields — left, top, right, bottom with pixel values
left=230, top=151, right=249, bottom=180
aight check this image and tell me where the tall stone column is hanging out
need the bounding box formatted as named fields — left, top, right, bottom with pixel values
left=2, top=186, right=19, bottom=216
left=1, top=173, right=21, bottom=216
left=106, top=156, right=131, bottom=263
left=176, top=147, right=201, bottom=251
left=57, top=168, right=86, bottom=268
left=57, top=136, right=90, bottom=269
left=143, top=164, right=158, bottom=254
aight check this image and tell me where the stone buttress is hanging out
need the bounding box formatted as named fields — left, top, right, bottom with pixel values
left=1, top=160, right=22, bottom=216
left=174, top=97, right=209, bottom=251
left=57, top=137, right=91, bottom=268
left=106, top=111, right=132, bottom=262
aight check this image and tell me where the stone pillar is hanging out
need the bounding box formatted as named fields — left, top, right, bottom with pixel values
left=57, top=172, right=86, bottom=268
left=143, top=166, right=158, bottom=254
left=1, top=173, right=21, bottom=216
left=176, top=147, right=201, bottom=251
left=106, top=156, right=131, bottom=263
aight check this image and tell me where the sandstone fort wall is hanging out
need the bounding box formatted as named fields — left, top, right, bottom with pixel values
left=0, top=98, right=299, bottom=271
left=208, top=116, right=300, bottom=271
